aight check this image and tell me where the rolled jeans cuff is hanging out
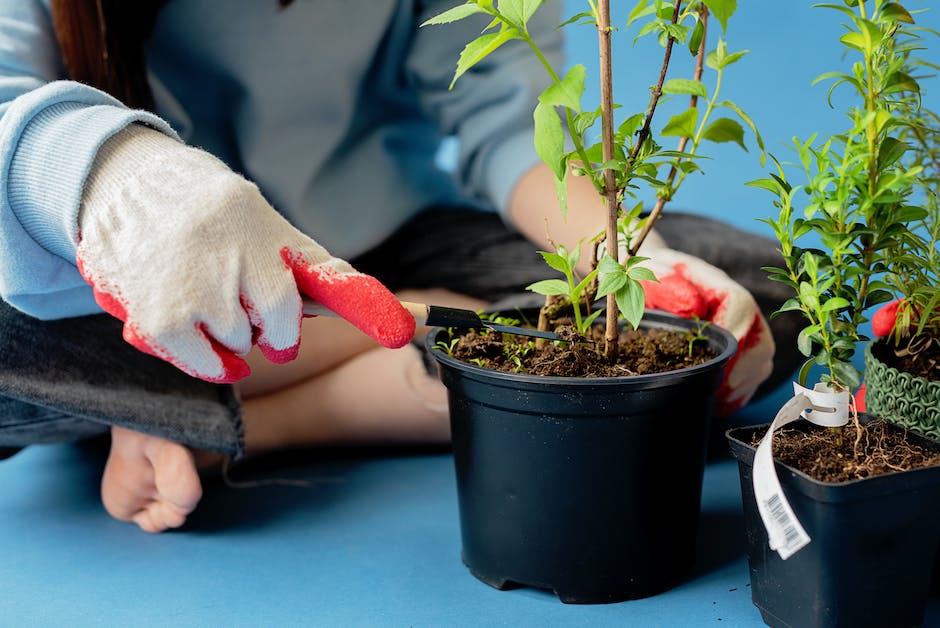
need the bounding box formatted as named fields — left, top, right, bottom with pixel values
left=0, top=299, right=244, bottom=458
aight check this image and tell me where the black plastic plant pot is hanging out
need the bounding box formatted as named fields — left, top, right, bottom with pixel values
left=428, top=310, right=736, bottom=604
left=727, top=420, right=940, bottom=628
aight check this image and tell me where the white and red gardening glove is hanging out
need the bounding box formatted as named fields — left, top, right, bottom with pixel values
left=76, top=124, right=415, bottom=383
left=636, top=235, right=775, bottom=415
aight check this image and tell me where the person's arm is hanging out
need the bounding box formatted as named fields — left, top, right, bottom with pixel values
left=0, top=2, right=414, bottom=383
left=507, top=161, right=640, bottom=274
left=74, top=125, right=414, bottom=383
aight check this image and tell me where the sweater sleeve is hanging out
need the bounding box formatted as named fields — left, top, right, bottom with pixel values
left=406, top=0, right=563, bottom=218
left=0, top=0, right=176, bottom=319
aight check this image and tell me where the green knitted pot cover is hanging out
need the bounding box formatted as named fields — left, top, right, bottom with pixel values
left=864, top=342, right=940, bottom=439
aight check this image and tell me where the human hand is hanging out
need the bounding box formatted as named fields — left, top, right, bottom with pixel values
left=636, top=244, right=775, bottom=415
left=76, top=125, right=415, bottom=383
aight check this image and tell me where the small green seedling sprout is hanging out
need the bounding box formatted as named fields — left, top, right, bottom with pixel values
left=434, top=331, right=460, bottom=357
left=686, top=318, right=711, bottom=359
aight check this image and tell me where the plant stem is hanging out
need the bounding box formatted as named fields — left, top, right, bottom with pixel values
left=597, top=0, right=620, bottom=358
left=630, top=5, right=708, bottom=257
left=601, top=0, right=682, bottom=358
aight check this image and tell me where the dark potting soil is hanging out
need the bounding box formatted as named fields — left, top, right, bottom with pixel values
left=871, top=332, right=939, bottom=381
left=447, top=322, right=716, bottom=378
left=748, top=419, right=940, bottom=483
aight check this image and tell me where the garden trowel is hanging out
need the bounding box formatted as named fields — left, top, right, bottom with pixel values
left=301, top=298, right=569, bottom=342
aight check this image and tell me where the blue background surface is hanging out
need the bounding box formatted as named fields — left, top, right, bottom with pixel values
left=2, top=1, right=939, bottom=626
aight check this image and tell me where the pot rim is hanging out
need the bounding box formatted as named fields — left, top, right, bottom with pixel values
left=726, top=418, right=940, bottom=501
left=427, top=308, right=737, bottom=387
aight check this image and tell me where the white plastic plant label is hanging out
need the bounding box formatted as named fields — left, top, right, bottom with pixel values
left=751, top=382, right=850, bottom=560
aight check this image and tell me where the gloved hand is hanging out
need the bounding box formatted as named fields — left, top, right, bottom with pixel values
left=635, top=237, right=775, bottom=415
left=76, top=124, right=415, bottom=383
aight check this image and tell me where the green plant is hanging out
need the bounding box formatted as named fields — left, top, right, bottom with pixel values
left=885, top=104, right=940, bottom=348
left=422, top=0, right=758, bottom=359
left=754, top=0, right=933, bottom=390
left=685, top=317, right=710, bottom=358
left=528, top=242, right=611, bottom=333
left=434, top=328, right=461, bottom=356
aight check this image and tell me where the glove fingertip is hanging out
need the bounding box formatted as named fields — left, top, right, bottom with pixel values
left=258, top=340, right=300, bottom=364
left=211, top=351, right=252, bottom=383
left=297, top=270, right=416, bottom=348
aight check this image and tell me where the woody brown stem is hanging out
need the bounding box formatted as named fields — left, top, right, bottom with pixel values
left=630, top=6, right=707, bottom=257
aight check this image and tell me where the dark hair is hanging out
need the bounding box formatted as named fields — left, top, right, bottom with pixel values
left=50, top=0, right=294, bottom=111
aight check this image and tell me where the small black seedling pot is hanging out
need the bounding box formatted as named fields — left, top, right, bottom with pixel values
left=429, top=310, right=736, bottom=604
left=727, top=418, right=940, bottom=628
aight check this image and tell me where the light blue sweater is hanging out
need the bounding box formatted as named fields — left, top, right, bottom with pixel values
left=0, top=0, right=561, bottom=319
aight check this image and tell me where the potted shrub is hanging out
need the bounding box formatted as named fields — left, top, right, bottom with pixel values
left=726, top=2, right=940, bottom=626
left=863, top=103, right=940, bottom=436
left=422, top=0, right=758, bottom=603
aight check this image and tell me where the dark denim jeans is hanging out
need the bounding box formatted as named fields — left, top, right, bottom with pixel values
left=0, top=209, right=800, bottom=460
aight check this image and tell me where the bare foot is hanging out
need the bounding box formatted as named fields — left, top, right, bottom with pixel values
left=100, top=426, right=203, bottom=533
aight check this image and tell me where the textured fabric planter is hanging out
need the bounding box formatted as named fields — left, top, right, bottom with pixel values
left=864, top=341, right=940, bottom=439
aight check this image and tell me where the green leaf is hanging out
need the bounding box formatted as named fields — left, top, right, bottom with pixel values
left=560, top=11, right=595, bottom=27
left=597, top=253, right=623, bottom=275
left=776, top=297, right=804, bottom=313
left=839, top=31, right=866, bottom=53
left=718, top=49, right=749, bottom=69
left=526, top=279, right=570, bottom=296
left=533, top=101, right=566, bottom=179
left=662, top=78, right=707, bottom=98
left=703, top=0, right=736, bottom=32
left=798, top=281, right=819, bottom=309
left=537, top=250, right=570, bottom=274
left=883, top=71, right=920, bottom=94
left=702, top=117, right=747, bottom=150
left=661, top=108, right=699, bottom=139
left=797, top=325, right=819, bottom=356
left=451, top=30, right=519, bottom=88
left=498, top=0, right=544, bottom=28
left=746, top=177, right=782, bottom=194
left=820, top=297, right=850, bottom=313
left=421, top=2, right=486, bottom=27
left=628, top=266, right=657, bottom=282
left=617, top=112, right=645, bottom=139
left=626, top=0, right=655, bottom=26
left=574, top=108, right=601, bottom=138
left=616, top=280, right=647, bottom=330
left=583, top=308, right=604, bottom=329
left=596, top=269, right=628, bottom=298
left=539, top=64, right=586, bottom=113
left=830, top=361, right=861, bottom=388
left=877, top=137, right=907, bottom=170
left=718, top=100, right=765, bottom=161
left=688, top=18, right=704, bottom=55
left=882, top=2, right=915, bottom=23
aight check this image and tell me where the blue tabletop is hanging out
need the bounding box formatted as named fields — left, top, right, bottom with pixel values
left=3, top=384, right=938, bottom=627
